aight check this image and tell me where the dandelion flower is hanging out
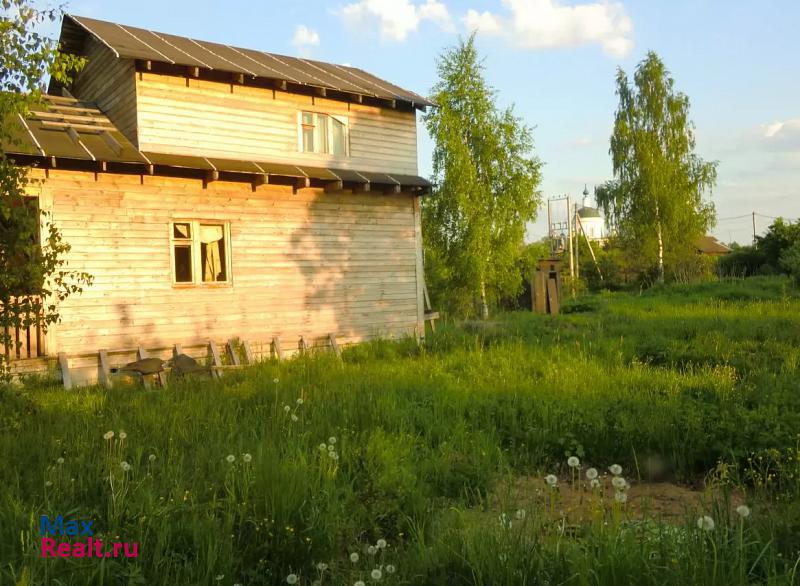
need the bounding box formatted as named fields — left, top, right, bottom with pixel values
left=585, top=467, right=598, bottom=480
left=316, top=562, right=328, bottom=571
left=286, top=574, right=298, bottom=584
left=328, top=436, right=337, bottom=445
left=45, top=480, right=52, bottom=487
left=327, top=444, right=335, bottom=452
left=367, top=545, right=377, bottom=556
left=297, top=398, right=304, bottom=405
left=385, top=565, right=396, bottom=574
left=590, top=478, right=600, bottom=489
left=283, top=405, right=291, bottom=413
left=376, top=538, right=387, bottom=549
left=243, top=453, right=252, bottom=463
left=120, top=461, right=131, bottom=472
left=319, top=443, right=327, bottom=451
left=611, top=476, right=627, bottom=490
left=291, top=414, right=299, bottom=422
left=119, top=431, right=127, bottom=440
left=273, top=378, right=279, bottom=384
left=103, top=431, right=114, bottom=440
left=355, top=582, right=366, bottom=586
left=148, top=454, right=156, bottom=462
left=614, top=491, right=627, bottom=503
left=350, top=552, right=359, bottom=563
left=515, top=509, right=526, bottom=520
left=328, top=451, right=338, bottom=459
left=215, top=575, right=224, bottom=582
left=567, top=456, right=580, bottom=468
left=331, top=453, right=339, bottom=460
left=371, top=568, right=382, bottom=581
left=56, top=457, right=65, bottom=465
left=609, top=464, right=622, bottom=476
left=736, top=505, right=751, bottom=518
left=545, top=474, right=558, bottom=488
left=697, top=516, right=715, bottom=531
left=226, top=454, right=236, bottom=464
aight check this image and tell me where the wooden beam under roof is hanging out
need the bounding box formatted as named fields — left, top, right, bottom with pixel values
left=324, top=179, right=343, bottom=193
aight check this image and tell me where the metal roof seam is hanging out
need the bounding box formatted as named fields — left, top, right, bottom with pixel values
left=259, top=52, right=329, bottom=88
left=225, top=45, right=295, bottom=82
left=115, top=23, right=175, bottom=64
left=70, top=16, right=119, bottom=58
left=297, top=58, right=372, bottom=96
left=17, top=113, right=46, bottom=156
left=149, top=30, right=213, bottom=69
left=328, top=63, right=400, bottom=100
left=187, top=38, right=257, bottom=77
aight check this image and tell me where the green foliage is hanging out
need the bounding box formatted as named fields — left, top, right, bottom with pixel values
left=0, top=1, right=89, bottom=372
left=596, top=52, right=717, bottom=283
left=2, top=279, right=800, bottom=584
left=779, top=241, right=800, bottom=284
left=423, top=35, right=542, bottom=317
left=718, top=218, right=800, bottom=278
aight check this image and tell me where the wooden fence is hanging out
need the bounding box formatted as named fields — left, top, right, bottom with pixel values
left=1, top=297, right=46, bottom=361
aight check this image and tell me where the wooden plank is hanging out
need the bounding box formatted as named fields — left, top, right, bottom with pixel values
left=226, top=339, right=241, bottom=366
left=58, top=352, right=72, bottom=390
left=546, top=278, right=560, bottom=316
left=208, top=341, right=223, bottom=377
left=299, top=336, right=308, bottom=355
left=173, top=343, right=183, bottom=356
left=242, top=340, right=254, bottom=365
left=328, top=333, right=341, bottom=357
left=98, top=349, right=112, bottom=389
left=137, top=345, right=152, bottom=389
left=271, top=336, right=282, bottom=360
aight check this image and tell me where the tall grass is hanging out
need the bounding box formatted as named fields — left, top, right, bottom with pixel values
left=1, top=277, right=799, bottom=584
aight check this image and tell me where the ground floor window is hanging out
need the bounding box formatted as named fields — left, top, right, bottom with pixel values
left=170, top=221, right=231, bottom=285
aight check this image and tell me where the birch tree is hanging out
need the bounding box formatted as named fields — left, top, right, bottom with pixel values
left=424, top=35, right=542, bottom=317
left=596, top=52, right=716, bottom=282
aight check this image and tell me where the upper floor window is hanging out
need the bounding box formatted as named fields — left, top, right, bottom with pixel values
left=299, top=112, right=348, bottom=156
left=171, top=221, right=231, bottom=286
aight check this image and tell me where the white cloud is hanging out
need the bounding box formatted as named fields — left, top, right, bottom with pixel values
left=463, top=0, right=634, bottom=58
left=291, top=25, right=320, bottom=50
left=339, top=0, right=454, bottom=42
left=761, top=119, right=800, bottom=151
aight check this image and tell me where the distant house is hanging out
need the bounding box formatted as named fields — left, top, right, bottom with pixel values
left=695, top=236, right=732, bottom=256
left=3, top=15, right=432, bottom=384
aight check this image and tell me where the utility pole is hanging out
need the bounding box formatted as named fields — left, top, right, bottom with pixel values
left=574, top=202, right=579, bottom=280
left=547, top=199, right=553, bottom=255
left=567, top=195, right=574, bottom=280
left=752, top=211, right=757, bottom=245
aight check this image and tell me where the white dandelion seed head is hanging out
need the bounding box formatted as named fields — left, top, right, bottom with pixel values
left=319, top=443, right=327, bottom=451
left=609, top=464, right=622, bottom=476
left=614, top=491, right=628, bottom=503
left=118, top=431, right=127, bottom=440
left=585, top=467, right=598, bottom=480
left=296, top=398, right=304, bottom=405
left=590, top=478, right=601, bottom=489
left=385, top=564, right=396, bottom=574
left=243, top=453, right=252, bottom=463
left=45, top=480, right=52, bottom=487
left=611, top=476, right=627, bottom=489
left=283, top=405, right=291, bottom=413
left=697, top=516, right=715, bottom=531
left=273, top=378, right=279, bottom=384
left=148, top=454, right=156, bottom=462
left=120, top=461, right=131, bottom=472
left=367, top=545, right=377, bottom=555
left=567, top=456, right=580, bottom=468
left=328, top=436, right=337, bottom=445
left=291, top=414, right=299, bottom=422
left=354, top=581, right=365, bottom=586
left=226, top=454, right=236, bottom=463
left=376, top=538, right=387, bottom=549
left=370, top=568, right=382, bottom=580
left=545, top=474, right=558, bottom=488
left=56, top=457, right=65, bottom=465
left=736, top=504, right=751, bottom=518
left=327, top=444, right=335, bottom=452
left=350, top=552, right=360, bottom=563
left=215, top=575, right=224, bottom=581
left=330, top=452, right=339, bottom=460
left=286, top=574, right=298, bottom=585
left=103, top=431, right=114, bottom=440
left=316, top=562, right=328, bottom=571
left=515, top=509, right=526, bottom=520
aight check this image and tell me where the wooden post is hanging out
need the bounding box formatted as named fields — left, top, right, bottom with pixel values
left=242, top=341, right=254, bottom=365
left=58, top=352, right=72, bottom=390
left=208, top=341, right=223, bottom=378
left=137, top=345, right=152, bottom=389
left=271, top=336, right=283, bottom=361
left=328, top=333, right=341, bottom=358
left=98, top=349, right=112, bottom=389
left=173, top=343, right=183, bottom=357
left=226, top=339, right=241, bottom=366
left=299, top=336, right=309, bottom=355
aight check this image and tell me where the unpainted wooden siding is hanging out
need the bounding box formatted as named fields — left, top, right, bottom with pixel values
left=135, top=73, right=419, bottom=175
left=70, top=37, right=138, bottom=145
left=34, top=170, right=421, bottom=370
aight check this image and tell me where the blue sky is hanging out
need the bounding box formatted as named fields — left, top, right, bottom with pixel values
left=49, top=0, right=800, bottom=244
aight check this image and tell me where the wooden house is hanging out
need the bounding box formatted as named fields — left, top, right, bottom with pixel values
left=3, top=15, right=432, bottom=386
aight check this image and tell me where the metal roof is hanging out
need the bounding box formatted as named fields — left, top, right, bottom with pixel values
left=58, top=15, right=434, bottom=109
left=577, top=206, right=602, bottom=219
left=3, top=96, right=429, bottom=193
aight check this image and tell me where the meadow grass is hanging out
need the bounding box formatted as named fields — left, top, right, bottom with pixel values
left=1, top=276, right=799, bottom=585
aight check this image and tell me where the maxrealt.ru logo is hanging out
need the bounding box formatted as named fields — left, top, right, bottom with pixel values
left=40, top=515, right=139, bottom=558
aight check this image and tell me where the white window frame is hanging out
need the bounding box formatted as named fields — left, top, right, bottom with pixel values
left=169, top=220, right=233, bottom=287
left=297, top=111, right=349, bottom=156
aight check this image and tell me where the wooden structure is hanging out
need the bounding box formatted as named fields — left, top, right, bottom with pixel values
left=532, top=259, right=563, bottom=315
left=2, top=15, right=435, bottom=387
